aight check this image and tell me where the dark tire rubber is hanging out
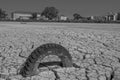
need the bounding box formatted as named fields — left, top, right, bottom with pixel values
left=19, top=43, right=73, bottom=77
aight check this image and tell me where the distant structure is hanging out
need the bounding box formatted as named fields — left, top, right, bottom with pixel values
left=105, top=12, right=120, bottom=21
left=11, top=11, right=41, bottom=20
left=11, top=10, right=120, bottom=22
left=90, top=12, right=120, bottom=21
left=113, top=12, right=120, bottom=21
left=90, top=16, right=94, bottom=20
left=90, top=16, right=106, bottom=21
left=59, top=15, right=68, bottom=21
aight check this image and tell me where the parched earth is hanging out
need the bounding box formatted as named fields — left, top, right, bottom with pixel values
left=0, top=25, right=120, bottom=80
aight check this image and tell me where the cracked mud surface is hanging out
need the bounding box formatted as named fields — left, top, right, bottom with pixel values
left=0, top=24, right=120, bottom=80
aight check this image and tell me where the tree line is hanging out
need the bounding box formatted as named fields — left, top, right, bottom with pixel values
left=0, top=7, right=83, bottom=20
left=0, top=7, right=120, bottom=23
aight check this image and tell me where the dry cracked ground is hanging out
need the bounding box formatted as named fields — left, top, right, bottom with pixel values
left=0, top=23, right=120, bottom=80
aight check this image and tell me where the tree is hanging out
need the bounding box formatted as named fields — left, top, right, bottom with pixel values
left=41, top=7, right=59, bottom=20
left=31, top=13, right=37, bottom=20
left=73, top=13, right=82, bottom=20
left=0, top=8, right=7, bottom=19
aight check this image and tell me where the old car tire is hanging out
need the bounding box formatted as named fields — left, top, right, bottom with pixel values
left=19, top=43, right=73, bottom=77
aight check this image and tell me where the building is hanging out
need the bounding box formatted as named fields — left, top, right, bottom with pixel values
left=38, top=16, right=49, bottom=20
left=107, top=14, right=114, bottom=21
left=90, top=16, right=94, bottom=20
left=113, top=12, right=120, bottom=21
left=11, top=11, right=41, bottom=20
left=90, top=12, right=120, bottom=22
left=113, top=13, right=118, bottom=21
left=59, top=15, right=68, bottom=21
left=105, top=12, right=120, bottom=21
left=90, top=16, right=106, bottom=21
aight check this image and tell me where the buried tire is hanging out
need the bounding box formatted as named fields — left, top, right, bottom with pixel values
left=19, top=43, right=73, bottom=77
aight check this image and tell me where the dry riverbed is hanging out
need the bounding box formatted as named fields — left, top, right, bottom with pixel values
left=0, top=23, right=120, bottom=80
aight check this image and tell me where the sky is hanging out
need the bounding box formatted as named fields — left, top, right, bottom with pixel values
left=0, top=0, right=120, bottom=18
